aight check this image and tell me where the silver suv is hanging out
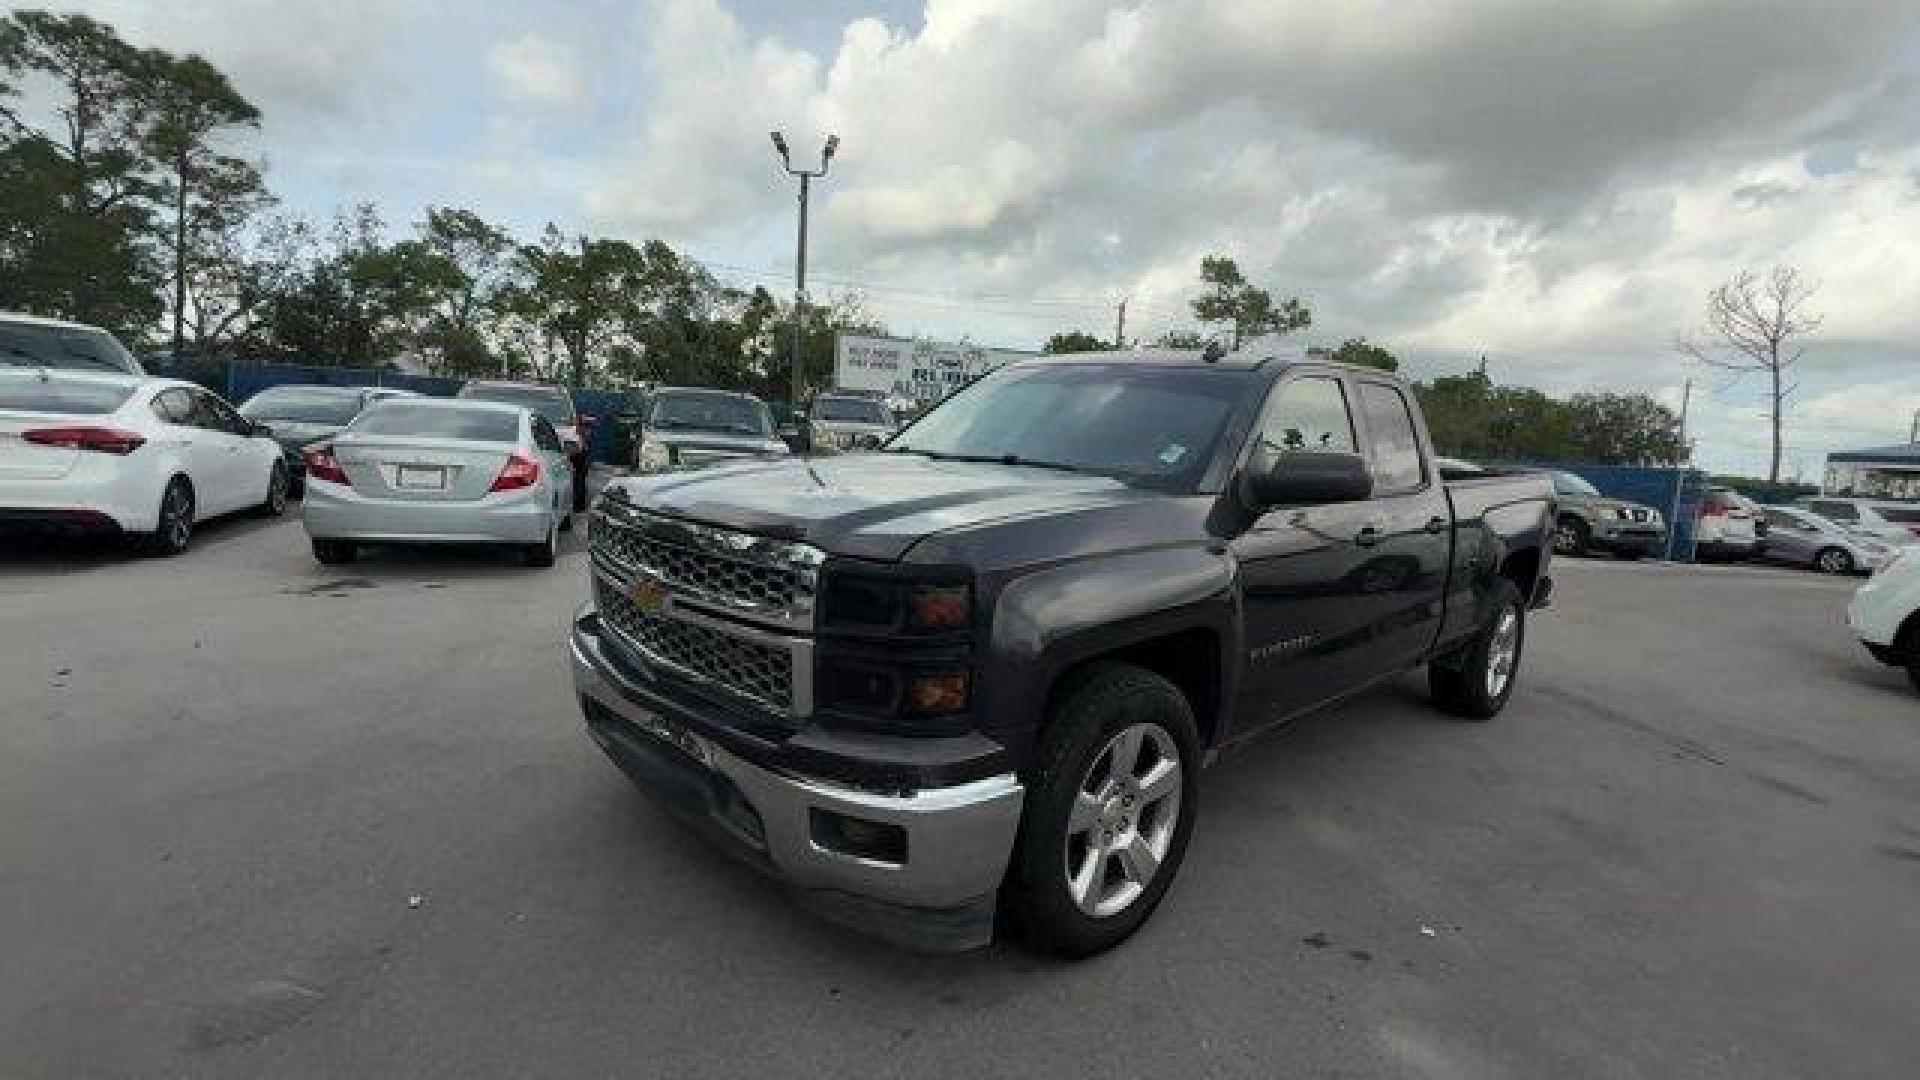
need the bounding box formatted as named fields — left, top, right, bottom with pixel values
left=1547, top=470, right=1666, bottom=560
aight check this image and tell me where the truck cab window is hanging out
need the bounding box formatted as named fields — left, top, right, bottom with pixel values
left=1253, top=377, right=1355, bottom=462
left=1357, top=382, right=1425, bottom=491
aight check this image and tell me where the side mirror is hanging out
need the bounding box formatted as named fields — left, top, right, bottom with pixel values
left=251, top=421, right=274, bottom=438
left=1243, top=452, right=1372, bottom=510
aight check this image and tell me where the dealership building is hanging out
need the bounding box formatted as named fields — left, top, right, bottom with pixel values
left=1824, top=443, right=1920, bottom=501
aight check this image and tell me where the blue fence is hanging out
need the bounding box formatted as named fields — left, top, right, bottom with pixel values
left=147, top=358, right=634, bottom=464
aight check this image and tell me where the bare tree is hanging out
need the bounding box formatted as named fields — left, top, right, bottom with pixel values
left=1677, top=266, right=1822, bottom=483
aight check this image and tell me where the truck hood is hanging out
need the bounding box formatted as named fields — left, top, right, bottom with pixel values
left=605, top=452, right=1149, bottom=562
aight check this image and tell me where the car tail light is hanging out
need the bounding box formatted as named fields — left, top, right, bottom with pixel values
left=490, top=452, right=540, bottom=492
left=22, top=426, right=145, bottom=455
left=302, top=444, right=350, bottom=485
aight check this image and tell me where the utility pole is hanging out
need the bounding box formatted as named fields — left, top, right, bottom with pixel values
left=1678, top=378, right=1693, bottom=463
left=1909, top=407, right=1918, bottom=444
left=770, top=132, right=839, bottom=409
left=1114, top=298, right=1127, bottom=349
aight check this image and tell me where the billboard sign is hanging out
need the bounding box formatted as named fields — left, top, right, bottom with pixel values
left=835, top=334, right=1035, bottom=408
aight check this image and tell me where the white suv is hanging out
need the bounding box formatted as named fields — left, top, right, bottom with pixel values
left=1849, top=546, right=1920, bottom=692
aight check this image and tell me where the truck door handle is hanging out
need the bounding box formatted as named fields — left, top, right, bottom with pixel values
left=1424, top=516, right=1447, bottom=534
left=1356, top=526, right=1382, bottom=547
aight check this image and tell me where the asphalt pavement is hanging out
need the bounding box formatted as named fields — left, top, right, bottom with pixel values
left=2, top=519, right=1917, bottom=1079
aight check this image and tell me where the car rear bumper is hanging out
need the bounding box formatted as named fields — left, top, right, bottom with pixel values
left=0, top=475, right=157, bottom=533
left=570, top=606, right=1024, bottom=951
left=302, top=479, right=552, bottom=544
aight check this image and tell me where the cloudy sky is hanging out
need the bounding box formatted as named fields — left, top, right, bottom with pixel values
left=23, top=0, right=1920, bottom=476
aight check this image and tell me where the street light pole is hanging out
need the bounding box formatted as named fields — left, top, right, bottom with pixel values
left=771, top=132, right=838, bottom=411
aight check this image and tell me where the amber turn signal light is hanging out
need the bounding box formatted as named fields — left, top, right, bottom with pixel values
left=907, top=672, right=968, bottom=714
left=907, top=584, right=971, bottom=630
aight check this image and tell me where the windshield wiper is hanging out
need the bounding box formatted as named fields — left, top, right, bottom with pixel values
left=893, top=448, right=1089, bottom=474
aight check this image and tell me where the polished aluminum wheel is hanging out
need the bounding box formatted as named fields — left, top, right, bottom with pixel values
left=1486, top=604, right=1520, bottom=699
left=1064, top=722, right=1182, bottom=918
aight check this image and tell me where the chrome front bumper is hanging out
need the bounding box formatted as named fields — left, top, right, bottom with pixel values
left=570, top=607, right=1024, bottom=950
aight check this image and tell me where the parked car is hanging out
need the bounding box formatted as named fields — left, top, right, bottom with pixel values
left=1799, top=497, right=1920, bottom=547
left=1695, top=486, right=1763, bottom=561
left=571, top=350, right=1555, bottom=955
left=1759, top=505, right=1890, bottom=575
left=1848, top=546, right=1920, bottom=691
left=628, top=386, right=791, bottom=473
left=809, top=390, right=897, bottom=451
left=1, top=312, right=146, bottom=376
left=238, top=384, right=415, bottom=497
left=300, top=398, right=574, bottom=568
left=1545, top=470, right=1666, bottom=559
left=456, top=380, right=591, bottom=513
left=0, top=370, right=287, bottom=554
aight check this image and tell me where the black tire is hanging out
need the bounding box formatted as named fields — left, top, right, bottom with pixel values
left=140, top=477, right=194, bottom=557
left=1013, top=663, right=1200, bottom=959
left=256, top=461, right=290, bottom=517
left=311, top=537, right=357, bottom=565
left=1813, top=547, right=1854, bottom=575
left=1907, top=660, right=1920, bottom=697
left=572, top=459, right=590, bottom=514
left=1615, top=551, right=1643, bottom=562
left=1430, top=578, right=1526, bottom=720
left=521, top=519, right=558, bottom=568
left=1553, top=516, right=1589, bottom=557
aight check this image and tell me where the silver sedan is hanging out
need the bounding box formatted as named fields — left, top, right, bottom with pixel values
left=1757, top=505, right=1891, bottom=575
left=300, top=398, right=575, bottom=567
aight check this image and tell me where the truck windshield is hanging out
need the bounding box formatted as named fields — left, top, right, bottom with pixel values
left=1552, top=471, right=1601, bottom=497
left=888, top=363, right=1254, bottom=489
left=813, top=396, right=890, bottom=424
left=649, top=392, right=772, bottom=437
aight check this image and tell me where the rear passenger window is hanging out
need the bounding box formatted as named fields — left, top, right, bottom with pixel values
left=1357, top=382, right=1425, bottom=491
left=1254, top=377, right=1355, bottom=460
left=1810, top=501, right=1857, bottom=522
left=151, top=389, right=193, bottom=425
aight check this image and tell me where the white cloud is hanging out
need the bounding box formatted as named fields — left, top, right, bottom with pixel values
left=488, top=32, right=586, bottom=110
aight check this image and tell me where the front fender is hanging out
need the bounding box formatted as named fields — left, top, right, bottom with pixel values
left=980, top=545, right=1237, bottom=764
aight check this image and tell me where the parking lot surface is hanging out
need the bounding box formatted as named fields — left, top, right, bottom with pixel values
left=3, top=520, right=1917, bottom=1079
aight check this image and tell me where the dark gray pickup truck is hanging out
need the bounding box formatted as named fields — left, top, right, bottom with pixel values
left=570, top=349, right=1555, bottom=956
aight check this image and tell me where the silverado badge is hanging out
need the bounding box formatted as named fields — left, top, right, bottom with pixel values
left=627, top=578, right=671, bottom=614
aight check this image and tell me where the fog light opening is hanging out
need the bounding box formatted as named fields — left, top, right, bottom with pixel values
left=810, top=809, right=907, bottom=865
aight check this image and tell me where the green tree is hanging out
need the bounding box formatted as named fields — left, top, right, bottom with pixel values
left=1154, top=329, right=1206, bottom=349
left=0, top=9, right=163, bottom=334
left=1189, top=255, right=1310, bottom=349
left=142, top=51, right=265, bottom=354
left=494, top=226, right=662, bottom=385
left=1044, top=330, right=1110, bottom=353
left=1565, top=392, right=1687, bottom=465
left=1309, top=336, right=1398, bottom=372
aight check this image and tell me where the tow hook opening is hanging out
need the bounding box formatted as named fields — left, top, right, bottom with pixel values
left=810, top=808, right=908, bottom=866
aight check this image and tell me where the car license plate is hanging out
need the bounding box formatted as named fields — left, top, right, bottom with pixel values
left=396, top=464, right=446, bottom=490
left=632, top=706, right=712, bottom=769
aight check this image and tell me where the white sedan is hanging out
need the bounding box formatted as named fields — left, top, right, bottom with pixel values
left=0, top=370, right=289, bottom=554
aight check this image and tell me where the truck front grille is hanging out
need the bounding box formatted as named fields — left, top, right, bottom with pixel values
left=594, top=576, right=800, bottom=717
left=590, top=503, right=822, bottom=631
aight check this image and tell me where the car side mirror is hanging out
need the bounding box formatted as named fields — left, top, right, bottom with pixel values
left=1243, top=452, right=1372, bottom=510
left=250, top=421, right=274, bottom=438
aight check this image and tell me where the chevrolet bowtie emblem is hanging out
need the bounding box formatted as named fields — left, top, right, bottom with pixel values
left=627, top=578, right=671, bottom=614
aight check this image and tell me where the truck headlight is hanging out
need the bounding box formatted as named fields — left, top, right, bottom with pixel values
left=636, top=438, right=672, bottom=473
